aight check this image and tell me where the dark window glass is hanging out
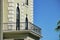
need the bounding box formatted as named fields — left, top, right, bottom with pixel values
left=25, top=14, right=28, bottom=30
left=26, top=0, right=28, bottom=5
left=16, top=3, right=20, bottom=30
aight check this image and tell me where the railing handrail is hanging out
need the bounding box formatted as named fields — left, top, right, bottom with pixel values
left=29, top=22, right=41, bottom=30
left=3, top=22, right=41, bottom=34
left=3, top=22, right=41, bottom=30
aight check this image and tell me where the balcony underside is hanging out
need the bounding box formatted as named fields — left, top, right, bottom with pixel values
left=3, top=30, right=41, bottom=39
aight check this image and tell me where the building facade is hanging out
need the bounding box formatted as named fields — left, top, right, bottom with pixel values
left=0, top=0, right=42, bottom=40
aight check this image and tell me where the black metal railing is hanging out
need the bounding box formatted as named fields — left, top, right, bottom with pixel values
left=3, top=22, right=41, bottom=34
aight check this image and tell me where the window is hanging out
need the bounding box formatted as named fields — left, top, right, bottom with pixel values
left=16, top=3, right=20, bottom=30
left=26, top=0, right=28, bottom=5
left=25, top=14, right=28, bottom=30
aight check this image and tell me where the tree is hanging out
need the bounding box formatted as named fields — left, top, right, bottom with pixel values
left=55, top=20, right=60, bottom=40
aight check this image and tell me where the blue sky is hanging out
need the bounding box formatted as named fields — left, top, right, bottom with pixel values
left=34, top=0, right=60, bottom=40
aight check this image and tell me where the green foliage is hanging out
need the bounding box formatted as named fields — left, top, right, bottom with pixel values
left=55, top=20, right=60, bottom=31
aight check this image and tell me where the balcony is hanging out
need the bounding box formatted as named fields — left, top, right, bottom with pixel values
left=3, top=22, right=41, bottom=37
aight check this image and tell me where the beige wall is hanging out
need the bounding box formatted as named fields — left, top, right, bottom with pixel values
left=3, top=0, right=33, bottom=23
left=3, top=0, right=8, bottom=23
left=3, top=0, right=33, bottom=30
left=0, top=0, right=3, bottom=40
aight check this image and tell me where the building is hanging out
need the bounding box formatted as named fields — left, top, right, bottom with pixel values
left=0, top=0, right=42, bottom=40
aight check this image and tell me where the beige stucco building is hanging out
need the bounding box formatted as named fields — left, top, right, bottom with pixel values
left=0, top=0, right=42, bottom=40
